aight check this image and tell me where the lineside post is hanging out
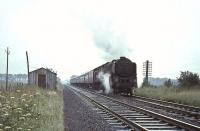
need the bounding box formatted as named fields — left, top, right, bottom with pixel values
left=5, top=47, right=10, bottom=91
left=26, top=51, right=30, bottom=85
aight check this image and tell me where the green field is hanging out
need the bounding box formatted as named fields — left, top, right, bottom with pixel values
left=0, top=86, right=63, bottom=131
left=135, top=86, right=200, bottom=107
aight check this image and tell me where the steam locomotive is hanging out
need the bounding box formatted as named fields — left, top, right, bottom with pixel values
left=70, top=57, right=137, bottom=95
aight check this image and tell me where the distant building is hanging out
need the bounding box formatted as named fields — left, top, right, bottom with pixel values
left=148, top=77, right=178, bottom=87
left=29, top=67, right=57, bottom=89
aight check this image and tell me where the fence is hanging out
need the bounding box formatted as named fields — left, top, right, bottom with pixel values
left=0, top=82, right=26, bottom=92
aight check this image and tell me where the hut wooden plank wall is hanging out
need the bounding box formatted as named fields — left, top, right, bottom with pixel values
left=29, top=67, right=57, bottom=89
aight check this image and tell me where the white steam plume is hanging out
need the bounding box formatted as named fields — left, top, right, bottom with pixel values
left=88, top=19, right=132, bottom=61
left=98, top=72, right=112, bottom=94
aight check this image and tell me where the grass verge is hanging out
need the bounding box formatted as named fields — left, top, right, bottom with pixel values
left=135, top=87, right=200, bottom=107
left=0, top=86, right=63, bottom=131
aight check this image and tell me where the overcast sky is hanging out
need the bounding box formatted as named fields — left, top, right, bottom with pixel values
left=0, top=0, right=200, bottom=84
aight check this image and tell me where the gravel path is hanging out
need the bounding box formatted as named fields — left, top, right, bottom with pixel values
left=63, top=86, right=114, bottom=131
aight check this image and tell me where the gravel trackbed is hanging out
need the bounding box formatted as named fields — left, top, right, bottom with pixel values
left=63, top=86, right=114, bottom=131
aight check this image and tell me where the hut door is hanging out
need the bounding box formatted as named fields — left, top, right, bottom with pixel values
left=38, top=74, right=46, bottom=88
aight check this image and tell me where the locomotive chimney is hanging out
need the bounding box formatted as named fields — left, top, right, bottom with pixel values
left=120, top=56, right=126, bottom=59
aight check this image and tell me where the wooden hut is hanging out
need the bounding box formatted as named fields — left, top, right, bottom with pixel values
left=29, top=67, right=57, bottom=89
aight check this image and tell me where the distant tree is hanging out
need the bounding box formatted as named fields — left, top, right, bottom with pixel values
left=164, top=79, right=173, bottom=87
left=141, top=78, right=154, bottom=88
left=177, top=71, right=200, bottom=87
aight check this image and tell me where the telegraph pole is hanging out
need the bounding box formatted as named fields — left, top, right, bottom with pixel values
left=146, top=60, right=149, bottom=83
left=26, top=51, right=30, bottom=85
left=5, top=47, right=10, bottom=91
left=143, top=60, right=152, bottom=85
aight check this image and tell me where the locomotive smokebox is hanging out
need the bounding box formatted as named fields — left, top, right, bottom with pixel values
left=115, top=57, right=136, bottom=77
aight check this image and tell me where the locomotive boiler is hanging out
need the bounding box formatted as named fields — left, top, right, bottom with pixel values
left=70, top=57, right=137, bottom=95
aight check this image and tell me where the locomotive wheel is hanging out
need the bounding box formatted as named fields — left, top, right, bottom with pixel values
left=130, top=90, right=133, bottom=96
left=113, top=88, right=117, bottom=94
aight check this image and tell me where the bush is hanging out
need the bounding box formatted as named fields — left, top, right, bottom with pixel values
left=177, top=71, right=200, bottom=87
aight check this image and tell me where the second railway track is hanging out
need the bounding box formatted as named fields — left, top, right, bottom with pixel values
left=69, top=86, right=200, bottom=131
left=130, top=95, right=200, bottom=126
left=132, top=95, right=200, bottom=113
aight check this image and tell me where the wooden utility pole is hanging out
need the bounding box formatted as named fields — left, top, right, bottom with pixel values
left=5, top=47, right=10, bottom=91
left=26, top=51, right=30, bottom=85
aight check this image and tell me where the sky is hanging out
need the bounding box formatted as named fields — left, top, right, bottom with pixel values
left=0, top=0, right=200, bottom=84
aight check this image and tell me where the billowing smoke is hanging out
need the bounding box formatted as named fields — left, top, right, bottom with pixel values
left=98, top=72, right=112, bottom=94
left=90, top=20, right=132, bottom=61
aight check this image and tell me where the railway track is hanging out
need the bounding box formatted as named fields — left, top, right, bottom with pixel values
left=69, top=86, right=200, bottom=131
left=132, top=95, right=200, bottom=113
left=83, top=87, right=200, bottom=126
left=130, top=95, right=200, bottom=125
